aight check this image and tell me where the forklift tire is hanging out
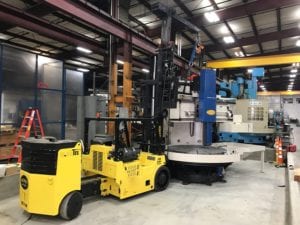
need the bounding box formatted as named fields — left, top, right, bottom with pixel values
left=154, top=166, right=170, bottom=192
left=59, top=191, right=83, bottom=220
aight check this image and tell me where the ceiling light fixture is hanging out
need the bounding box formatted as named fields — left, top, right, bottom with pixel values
left=290, top=74, right=296, bottom=78
left=220, top=26, right=228, bottom=34
left=296, top=40, right=300, bottom=47
left=70, top=60, right=88, bottom=66
left=72, top=61, right=83, bottom=65
left=234, top=51, right=244, bottom=57
left=0, top=34, right=10, bottom=40
left=223, top=36, right=235, bottom=44
left=77, top=68, right=90, bottom=72
left=76, top=46, right=92, bottom=54
left=204, top=11, right=220, bottom=23
left=116, top=60, right=124, bottom=65
left=142, top=68, right=150, bottom=73
left=261, top=86, right=266, bottom=91
left=291, top=69, right=298, bottom=73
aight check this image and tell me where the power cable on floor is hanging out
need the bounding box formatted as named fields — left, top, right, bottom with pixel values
left=20, top=214, right=32, bottom=225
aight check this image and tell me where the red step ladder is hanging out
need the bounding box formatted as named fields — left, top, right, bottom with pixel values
left=10, top=108, right=45, bottom=163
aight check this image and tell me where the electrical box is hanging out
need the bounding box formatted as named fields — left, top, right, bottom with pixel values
left=235, top=99, right=273, bottom=133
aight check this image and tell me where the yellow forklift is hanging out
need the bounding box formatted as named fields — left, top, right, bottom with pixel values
left=19, top=117, right=170, bottom=220
left=19, top=28, right=181, bottom=220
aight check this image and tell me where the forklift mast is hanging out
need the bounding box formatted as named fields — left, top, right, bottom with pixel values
left=140, top=43, right=179, bottom=154
left=139, top=2, right=204, bottom=154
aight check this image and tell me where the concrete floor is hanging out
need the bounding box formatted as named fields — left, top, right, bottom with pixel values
left=0, top=160, right=287, bottom=225
left=287, top=150, right=300, bottom=225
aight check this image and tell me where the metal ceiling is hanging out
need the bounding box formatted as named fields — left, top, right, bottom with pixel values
left=0, top=0, right=299, bottom=91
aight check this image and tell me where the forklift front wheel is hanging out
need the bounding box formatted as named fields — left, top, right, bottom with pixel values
left=59, top=191, right=83, bottom=220
left=154, top=166, right=170, bottom=191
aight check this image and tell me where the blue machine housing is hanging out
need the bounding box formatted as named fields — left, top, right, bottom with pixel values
left=218, top=132, right=268, bottom=144
left=199, top=69, right=216, bottom=122
left=218, top=67, right=264, bottom=99
left=245, top=67, right=264, bottom=99
left=198, top=69, right=216, bottom=145
left=217, top=67, right=269, bottom=144
left=219, top=82, right=230, bottom=97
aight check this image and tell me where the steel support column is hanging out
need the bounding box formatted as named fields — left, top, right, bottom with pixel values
left=207, top=53, right=300, bottom=68
left=123, top=41, right=133, bottom=137
left=34, top=54, right=38, bottom=108
left=123, top=41, right=133, bottom=114
left=0, top=45, right=2, bottom=125
left=108, top=0, right=119, bottom=135
left=61, top=63, right=66, bottom=139
left=108, top=59, right=117, bottom=134
left=107, top=57, right=118, bottom=131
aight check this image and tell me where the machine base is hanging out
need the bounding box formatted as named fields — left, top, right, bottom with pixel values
left=166, top=145, right=239, bottom=185
left=168, top=161, right=230, bottom=185
left=218, top=132, right=270, bottom=144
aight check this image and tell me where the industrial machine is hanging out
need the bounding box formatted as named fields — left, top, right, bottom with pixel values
left=167, top=69, right=240, bottom=184
left=216, top=68, right=274, bottom=144
left=168, top=69, right=216, bottom=146
left=218, top=99, right=274, bottom=143
left=150, top=2, right=241, bottom=184
left=20, top=118, right=170, bottom=220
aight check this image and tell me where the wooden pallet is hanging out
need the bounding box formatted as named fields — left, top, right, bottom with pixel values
left=0, top=125, right=16, bottom=135
left=0, top=132, right=17, bottom=160
left=0, top=147, right=13, bottom=159
left=0, top=133, right=16, bottom=147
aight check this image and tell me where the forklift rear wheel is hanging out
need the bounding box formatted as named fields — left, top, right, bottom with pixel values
left=59, top=191, right=83, bottom=220
left=154, top=166, right=170, bottom=191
